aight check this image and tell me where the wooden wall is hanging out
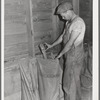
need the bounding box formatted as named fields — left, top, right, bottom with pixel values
left=80, top=0, right=92, bottom=43
left=4, top=0, right=29, bottom=64
left=4, top=0, right=29, bottom=98
left=31, top=0, right=59, bottom=55
left=4, top=0, right=59, bottom=63
left=4, top=0, right=59, bottom=100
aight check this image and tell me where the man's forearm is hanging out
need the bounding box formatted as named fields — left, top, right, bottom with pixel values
left=51, top=25, right=67, bottom=47
left=51, top=35, right=63, bottom=47
left=60, top=45, right=71, bottom=56
left=57, top=44, right=72, bottom=58
left=52, top=39, right=61, bottom=47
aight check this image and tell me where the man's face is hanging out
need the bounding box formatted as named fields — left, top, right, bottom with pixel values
left=60, top=10, right=72, bottom=20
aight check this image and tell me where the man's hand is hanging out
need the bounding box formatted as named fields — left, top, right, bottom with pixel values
left=55, top=53, right=62, bottom=59
left=44, top=43, right=52, bottom=51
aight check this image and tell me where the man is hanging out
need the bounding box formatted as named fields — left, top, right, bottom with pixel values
left=45, top=2, right=86, bottom=100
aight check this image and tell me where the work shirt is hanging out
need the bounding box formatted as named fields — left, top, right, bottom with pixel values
left=63, top=16, right=86, bottom=47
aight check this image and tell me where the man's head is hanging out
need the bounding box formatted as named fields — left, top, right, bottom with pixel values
left=56, top=2, right=74, bottom=20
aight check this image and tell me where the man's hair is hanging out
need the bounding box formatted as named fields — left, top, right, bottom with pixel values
left=56, top=2, right=73, bottom=14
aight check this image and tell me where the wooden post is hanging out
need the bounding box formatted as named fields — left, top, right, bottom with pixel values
left=25, top=0, right=35, bottom=57
left=52, top=0, right=59, bottom=41
left=72, top=0, right=79, bottom=15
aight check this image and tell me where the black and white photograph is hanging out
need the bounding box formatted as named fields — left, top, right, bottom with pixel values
left=2, top=0, right=99, bottom=100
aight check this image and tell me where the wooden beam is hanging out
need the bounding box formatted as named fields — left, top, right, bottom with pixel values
left=25, top=0, right=35, bottom=57
left=5, top=34, right=28, bottom=46
left=72, top=0, right=79, bottom=15
left=52, top=0, right=59, bottom=41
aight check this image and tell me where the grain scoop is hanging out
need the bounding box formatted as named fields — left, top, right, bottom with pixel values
left=39, top=43, right=55, bottom=59
left=39, top=44, right=47, bottom=59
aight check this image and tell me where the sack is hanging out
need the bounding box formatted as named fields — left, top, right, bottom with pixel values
left=19, top=58, right=40, bottom=100
left=37, top=58, right=63, bottom=100
left=19, top=57, right=64, bottom=100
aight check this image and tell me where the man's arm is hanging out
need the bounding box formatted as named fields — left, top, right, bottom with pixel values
left=51, top=21, right=68, bottom=47
left=45, top=21, right=69, bottom=50
left=56, top=30, right=81, bottom=58
left=45, top=29, right=66, bottom=50
left=51, top=32, right=64, bottom=47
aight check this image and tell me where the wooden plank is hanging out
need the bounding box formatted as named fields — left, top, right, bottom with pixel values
left=5, top=3, right=26, bottom=15
left=4, top=34, right=28, bottom=46
left=32, top=0, right=51, bottom=3
left=52, top=0, right=59, bottom=41
left=34, top=30, right=53, bottom=38
left=5, top=14, right=26, bottom=24
left=34, top=33, right=52, bottom=41
left=72, top=0, right=79, bottom=15
left=4, top=42, right=28, bottom=56
left=33, top=9, right=52, bottom=13
left=4, top=54, right=28, bottom=65
left=32, top=0, right=52, bottom=12
left=84, top=18, right=92, bottom=24
left=5, top=23, right=27, bottom=35
left=25, top=0, right=35, bottom=57
left=58, top=0, right=71, bottom=4
left=4, top=51, right=28, bottom=64
left=79, top=0, right=92, bottom=42
left=33, top=12, right=52, bottom=22
left=5, top=0, right=23, bottom=4
left=80, top=12, right=92, bottom=18
left=33, top=22, right=52, bottom=32
left=5, top=50, right=28, bottom=59
left=4, top=57, right=29, bottom=70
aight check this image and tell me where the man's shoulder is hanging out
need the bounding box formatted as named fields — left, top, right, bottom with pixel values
left=75, top=17, right=85, bottom=24
left=69, top=17, right=86, bottom=32
left=72, top=17, right=85, bottom=27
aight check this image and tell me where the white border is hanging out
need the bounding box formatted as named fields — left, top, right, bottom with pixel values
left=93, top=0, right=99, bottom=100
left=1, top=0, right=4, bottom=99
left=1, top=0, right=99, bottom=100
